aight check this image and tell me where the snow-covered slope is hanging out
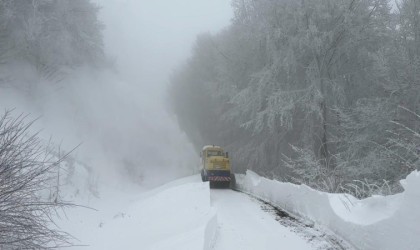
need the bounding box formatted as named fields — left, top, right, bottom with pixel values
left=58, top=175, right=216, bottom=250
left=57, top=169, right=342, bottom=250
left=236, top=170, right=420, bottom=250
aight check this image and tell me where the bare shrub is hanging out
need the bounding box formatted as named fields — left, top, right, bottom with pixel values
left=0, top=111, right=73, bottom=249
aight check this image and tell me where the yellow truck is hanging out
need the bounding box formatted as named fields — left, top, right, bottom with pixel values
left=200, top=145, right=235, bottom=188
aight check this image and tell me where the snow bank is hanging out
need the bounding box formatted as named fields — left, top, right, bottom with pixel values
left=236, top=170, right=420, bottom=250
left=203, top=211, right=218, bottom=250
left=58, top=175, right=217, bottom=250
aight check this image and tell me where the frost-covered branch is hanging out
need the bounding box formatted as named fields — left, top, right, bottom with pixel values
left=0, top=111, right=74, bottom=249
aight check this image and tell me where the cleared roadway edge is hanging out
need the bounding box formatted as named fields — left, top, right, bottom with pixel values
left=230, top=185, right=354, bottom=250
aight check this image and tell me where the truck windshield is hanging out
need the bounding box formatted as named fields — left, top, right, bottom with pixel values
left=207, top=150, right=223, bottom=157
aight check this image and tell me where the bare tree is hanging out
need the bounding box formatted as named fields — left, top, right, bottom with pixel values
left=0, top=110, right=73, bottom=249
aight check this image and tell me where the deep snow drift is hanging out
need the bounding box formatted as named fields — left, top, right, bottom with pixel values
left=57, top=164, right=336, bottom=250
left=236, top=170, right=420, bottom=250
left=58, top=173, right=216, bottom=250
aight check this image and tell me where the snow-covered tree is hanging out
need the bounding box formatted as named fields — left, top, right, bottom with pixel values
left=169, top=0, right=419, bottom=195
left=0, top=0, right=104, bottom=83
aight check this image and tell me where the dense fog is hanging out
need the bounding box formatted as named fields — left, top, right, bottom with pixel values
left=0, top=0, right=232, bottom=187
left=1, top=1, right=420, bottom=249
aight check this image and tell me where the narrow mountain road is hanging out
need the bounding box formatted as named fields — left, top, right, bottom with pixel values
left=209, top=188, right=350, bottom=250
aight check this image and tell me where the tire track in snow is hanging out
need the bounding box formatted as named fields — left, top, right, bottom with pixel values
left=257, top=198, right=351, bottom=250
left=209, top=187, right=352, bottom=250
left=232, top=188, right=353, bottom=250
left=209, top=188, right=317, bottom=250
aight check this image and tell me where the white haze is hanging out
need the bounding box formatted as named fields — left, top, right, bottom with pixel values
left=0, top=0, right=232, bottom=187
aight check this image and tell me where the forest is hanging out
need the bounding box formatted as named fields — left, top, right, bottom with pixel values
left=0, top=0, right=104, bottom=86
left=0, top=0, right=104, bottom=248
left=1, top=0, right=420, bottom=248
left=170, top=0, right=420, bottom=197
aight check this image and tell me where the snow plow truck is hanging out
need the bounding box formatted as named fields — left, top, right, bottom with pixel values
left=200, top=145, right=235, bottom=188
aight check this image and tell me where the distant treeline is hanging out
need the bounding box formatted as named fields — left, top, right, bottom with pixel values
left=0, top=0, right=104, bottom=84
left=170, top=0, right=420, bottom=196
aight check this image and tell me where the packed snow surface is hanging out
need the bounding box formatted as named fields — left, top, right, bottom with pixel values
left=236, top=170, right=420, bottom=250
left=210, top=189, right=313, bottom=250
left=59, top=173, right=322, bottom=249
left=59, top=175, right=216, bottom=250
left=58, top=167, right=420, bottom=250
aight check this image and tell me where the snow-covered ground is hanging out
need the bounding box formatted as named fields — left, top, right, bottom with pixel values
left=57, top=169, right=344, bottom=250
left=58, top=175, right=215, bottom=250
left=210, top=189, right=315, bottom=250
left=236, top=170, right=420, bottom=250
left=59, top=165, right=420, bottom=250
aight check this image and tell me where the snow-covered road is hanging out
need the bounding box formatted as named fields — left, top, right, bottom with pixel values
left=58, top=174, right=348, bottom=249
left=210, top=189, right=314, bottom=250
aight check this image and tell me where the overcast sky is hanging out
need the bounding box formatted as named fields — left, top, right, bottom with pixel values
left=96, top=0, right=233, bottom=98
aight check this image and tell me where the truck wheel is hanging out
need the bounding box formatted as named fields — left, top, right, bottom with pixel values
left=200, top=169, right=205, bottom=182
left=229, top=173, right=236, bottom=189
